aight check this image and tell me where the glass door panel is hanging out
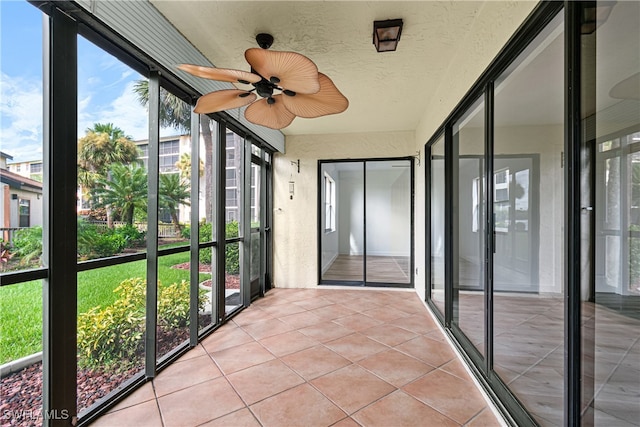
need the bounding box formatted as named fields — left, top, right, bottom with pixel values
left=250, top=161, right=261, bottom=299
left=365, top=160, right=411, bottom=285
left=493, top=156, right=538, bottom=292
left=320, top=162, right=364, bottom=283
left=492, top=12, right=565, bottom=426
left=430, top=136, right=446, bottom=315
left=452, top=96, right=486, bottom=357
left=224, top=130, right=243, bottom=313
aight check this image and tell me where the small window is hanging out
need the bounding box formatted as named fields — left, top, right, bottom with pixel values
left=324, top=172, right=336, bottom=232
left=30, top=163, right=42, bottom=173
left=19, top=199, right=30, bottom=227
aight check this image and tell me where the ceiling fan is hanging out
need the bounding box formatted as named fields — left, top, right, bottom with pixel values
left=178, top=33, right=349, bottom=130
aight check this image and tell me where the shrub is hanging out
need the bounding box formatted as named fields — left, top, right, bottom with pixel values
left=77, top=277, right=204, bottom=368
left=199, top=222, right=213, bottom=264
left=115, top=224, right=146, bottom=248
left=77, top=278, right=146, bottom=368
left=12, top=226, right=43, bottom=265
left=158, top=280, right=206, bottom=328
left=77, top=220, right=128, bottom=259
left=225, top=221, right=239, bottom=275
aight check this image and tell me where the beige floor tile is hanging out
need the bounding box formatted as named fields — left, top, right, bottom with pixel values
left=310, top=303, right=357, bottom=320
left=92, top=399, right=162, bottom=427
left=360, top=323, right=419, bottom=347
left=281, top=345, right=351, bottom=380
left=240, top=317, right=295, bottom=340
left=311, top=364, right=395, bottom=414
left=358, top=349, right=433, bottom=387
left=200, top=408, right=261, bottom=427
left=201, top=326, right=254, bottom=353
left=278, top=310, right=324, bottom=329
left=403, top=369, right=486, bottom=424
left=227, top=359, right=304, bottom=405
left=362, top=305, right=411, bottom=322
left=390, top=313, right=439, bottom=335
left=153, top=354, right=222, bottom=397
left=105, top=381, right=156, bottom=413
left=250, top=383, right=346, bottom=427
left=352, top=390, right=458, bottom=427
left=258, top=330, right=318, bottom=357
left=174, top=343, right=207, bottom=362
left=330, top=417, right=361, bottom=427
left=324, top=333, right=389, bottom=362
left=333, top=312, right=384, bottom=332
left=395, top=335, right=456, bottom=367
left=232, top=307, right=273, bottom=326
left=465, top=408, right=502, bottom=426
left=157, top=377, right=244, bottom=426
left=210, top=341, right=275, bottom=374
left=298, top=321, right=354, bottom=343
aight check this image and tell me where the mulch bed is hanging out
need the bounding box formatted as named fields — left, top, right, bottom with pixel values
left=0, top=261, right=231, bottom=426
left=0, top=316, right=210, bottom=427
left=171, top=262, right=240, bottom=289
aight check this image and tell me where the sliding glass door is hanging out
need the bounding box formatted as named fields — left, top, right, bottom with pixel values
left=319, top=159, right=413, bottom=287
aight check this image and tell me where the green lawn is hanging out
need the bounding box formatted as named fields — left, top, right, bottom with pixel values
left=0, top=251, right=209, bottom=365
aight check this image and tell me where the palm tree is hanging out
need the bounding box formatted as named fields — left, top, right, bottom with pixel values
left=94, top=163, right=148, bottom=226
left=78, top=123, right=140, bottom=226
left=78, top=123, right=139, bottom=187
left=133, top=81, right=215, bottom=222
left=175, top=153, right=204, bottom=180
left=159, top=173, right=191, bottom=233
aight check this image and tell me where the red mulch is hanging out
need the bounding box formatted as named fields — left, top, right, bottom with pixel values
left=0, top=319, right=210, bottom=427
left=172, top=262, right=240, bottom=289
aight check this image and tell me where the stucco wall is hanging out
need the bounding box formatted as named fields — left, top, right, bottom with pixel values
left=273, top=132, right=414, bottom=288
left=271, top=1, right=537, bottom=295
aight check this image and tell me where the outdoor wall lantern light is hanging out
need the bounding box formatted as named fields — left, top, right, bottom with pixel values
left=373, top=19, right=403, bottom=52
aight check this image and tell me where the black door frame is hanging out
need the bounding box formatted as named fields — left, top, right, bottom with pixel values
left=317, top=157, right=415, bottom=288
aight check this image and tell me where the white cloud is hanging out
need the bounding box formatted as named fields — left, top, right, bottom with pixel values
left=0, top=73, right=43, bottom=162
left=78, top=80, right=148, bottom=141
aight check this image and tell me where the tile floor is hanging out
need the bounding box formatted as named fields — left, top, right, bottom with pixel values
left=90, top=288, right=502, bottom=427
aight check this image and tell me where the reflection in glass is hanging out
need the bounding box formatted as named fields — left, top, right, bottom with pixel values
left=492, top=12, right=565, bottom=425
left=452, top=96, right=485, bottom=356
left=584, top=3, right=640, bottom=422
left=430, top=136, right=446, bottom=315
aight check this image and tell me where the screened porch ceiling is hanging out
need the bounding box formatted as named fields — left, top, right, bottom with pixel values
left=149, top=1, right=540, bottom=137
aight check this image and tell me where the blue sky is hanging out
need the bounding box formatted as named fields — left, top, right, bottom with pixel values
left=1, top=0, right=153, bottom=163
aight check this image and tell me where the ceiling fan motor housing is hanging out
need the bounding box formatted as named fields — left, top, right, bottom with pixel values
left=256, top=33, right=274, bottom=49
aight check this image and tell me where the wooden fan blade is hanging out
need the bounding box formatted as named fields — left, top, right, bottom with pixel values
left=244, top=95, right=296, bottom=129
left=194, top=90, right=257, bottom=114
left=178, top=64, right=261, bottom=84
left=281, top=73, right=349, bottom=118
left=245, top=48, right=320, bottom=95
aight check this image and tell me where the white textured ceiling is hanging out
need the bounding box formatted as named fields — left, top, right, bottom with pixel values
left=150, top=1, right=535, bottom=136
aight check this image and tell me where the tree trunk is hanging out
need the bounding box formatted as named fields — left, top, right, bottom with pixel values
left=171, top=210, right=182, bottom=234
left=125, top=205, right=135, bottom=226
left=200, top=116, right=214, bottom=223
